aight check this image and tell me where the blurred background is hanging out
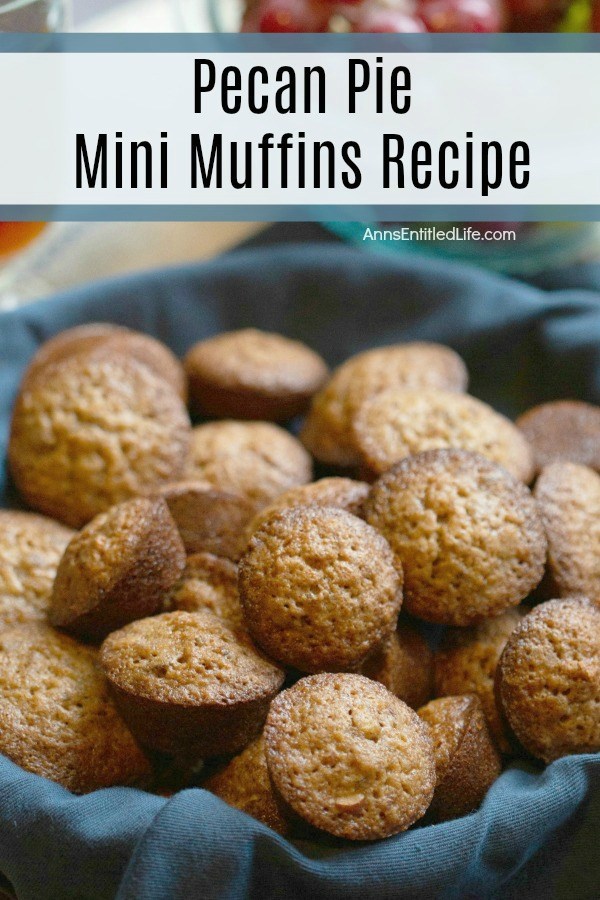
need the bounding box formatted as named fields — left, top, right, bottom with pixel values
left=1, top=0, right=599, bottom=310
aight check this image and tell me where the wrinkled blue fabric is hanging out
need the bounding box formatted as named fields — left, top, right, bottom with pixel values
left=0, top=244, right=598, bottom=900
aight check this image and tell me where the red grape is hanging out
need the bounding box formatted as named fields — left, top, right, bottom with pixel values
left=503, top=0, right=569, bottom=30
left=257, top=0, right=329, bottom=32
left=503, top=0, right=562, bottom=15
left=243, top=0, right=592, bottom=37
left=345, top=2, right=427, bottom=34
left=419, top=0, right=504, bottom=32
left=349, top=8, right=427, bottom=30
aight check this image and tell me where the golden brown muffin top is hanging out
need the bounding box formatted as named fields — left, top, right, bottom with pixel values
left=0, top=623, right=150, bottom=793
left=155, top=480, right=255, bottom=560
left=9, top=353, right=191, bottom=528
left=204, top=734, right=288, bottom=835
left=434, top=608, right=525, bottom=754
left=184, top=328, right=328, bottom=398
left=0, top=510, right=74, bottom=630
left=352, top=388, right=534, bottom=482
left=299, top=363, right=359, bottom=467
left=100, top=330, right=187, bottom=401
left=264, top=673, right=435, bottom=841
left=361, top=619, right=433, bottom=709
left=100, top=610, right=284, bottom=708
left=419, top=695, right=488, bottom=781
left=497, top=597, right=600, bottom=763
left=185, top=421, right=312, bottom=513
left=365, top=449, right=546, bottom=626
left=243, top=476, right=370, bottom=542
left=239, top=506, right=402, bottom=673
left=417, top=694, right=502, bottom=821
left=23, top=323, right=187, bottom=401
left=300, top=342, right=468, bottom=467
left=534, top=462, right=600, bottom=604
left=49, top=497, right=185, bottom=635
left=21, top=323, right=122, bottom=387
left=168, top=552, right=244, bottom=630
left=517, top=400, right=600, bottom=474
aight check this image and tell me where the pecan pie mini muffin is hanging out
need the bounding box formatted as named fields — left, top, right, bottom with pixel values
left=185, top=421, right=312, bottom=513
left=300, top=342, right=468, bottom=467
left=361, top=619, right=433, bottom=709
left=418, top=695, right=502, bottom=821
left=243, top=476, right=370, bottom=542
left=9, top=353, right=191, bottom=528
left=168, top=552, right=244, bottom=631
left=49, top=497, right=185, bottom=641
left=496, top=597, right=600, bottom=763
left=353, top=389, right=534, bottom=482
left=365, top=449, right=546, bottom=626
left=23, top=323, right=187, bottom=401
left=100, top=610, right=285, bottom=758
left=0, top=511, right=74, bottom=631
left=184, top=328, right=329, bottom=421
left=516, top=400, right=600, bottom=474
left=155, top=481, right=255, bottom=560
left=21, top=323, right=123, bottom=387
left=264, top=673, right=435, bottom=841
left=434, top=608, right=525, bottom=754
left=204, top=734, right=289, bottom=835
left=534, top=463, right=600, bottom=603
left=239, top=506, right=402, bottom=673
left=0, top=623, right=151, bottom=793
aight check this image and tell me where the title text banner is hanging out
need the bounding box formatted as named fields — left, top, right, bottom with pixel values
left=0, top=35, right=598, bottom=221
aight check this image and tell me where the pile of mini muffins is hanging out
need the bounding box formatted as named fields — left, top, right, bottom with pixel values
left=0, top=323, right=598, bottom=842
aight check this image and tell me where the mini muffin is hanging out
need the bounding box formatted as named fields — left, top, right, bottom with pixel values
left=243, top=476, right=370, bottom=542
left=20, top=323, right=122, bottom=387
left=352, top=389, right=534, bottom=482
left=0, top=510, right=74, bottom=631
left=184, top=421, right=312, bottom=513
left=418, top=695, right=502, bottom=821
left=184, top=329, right=329, bottom=421
left=534, top=463, right=600, bottom=603
left=0, top=623, right=151, bottom=793
left=239, top=506, right=402, bottom=673
left=204, top=734, right=288, bottom=835
left=434, top=609, right=525, bottom=753
left=300, top=342, right=468, bottom=467
left=365, top=449, right=546, bottom=626
left=49, top=497, right=186, bottom=641
left=264, top=673, right=435, bottom=841
left=23, top=323, right=187, bottom=400
left=496, top=597, right=600, bottom=763
left=9, top=353, right=191, bottom=528
left=155, top=481, right=255, bottom=560
left=168, top=552, right=244, bottom=631
left=100, top=610, right=285, bottom=758
left=361, top=619, right=433, bottom=709
left=516, top=400, right=600, bottom=474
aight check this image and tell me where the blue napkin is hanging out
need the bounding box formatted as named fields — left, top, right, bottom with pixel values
left=0, top=244, right=598, bottom=900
